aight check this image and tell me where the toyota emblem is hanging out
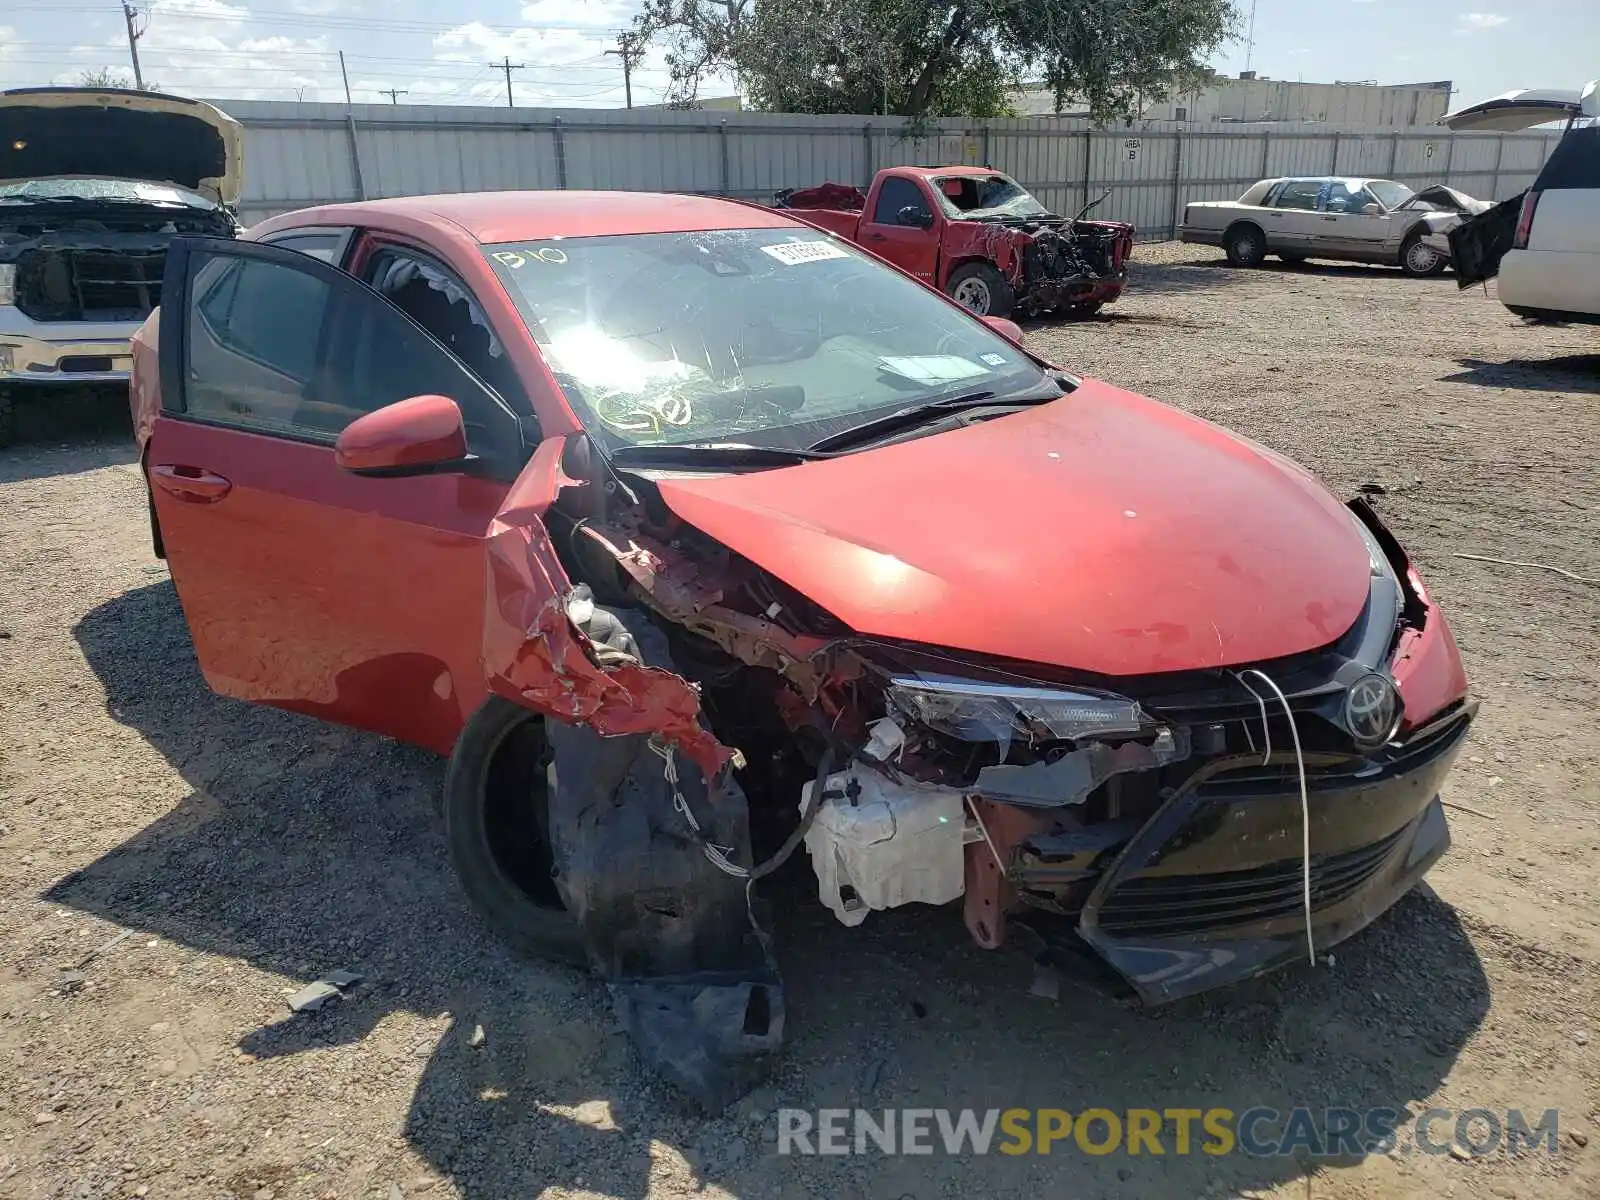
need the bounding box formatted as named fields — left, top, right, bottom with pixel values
left=1343, top=672, right=1400, bottom=748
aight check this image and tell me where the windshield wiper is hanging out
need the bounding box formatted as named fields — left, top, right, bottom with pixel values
left=610, top=441, right=831, bottom=466
left=805, top=387, right=1057, bottom=454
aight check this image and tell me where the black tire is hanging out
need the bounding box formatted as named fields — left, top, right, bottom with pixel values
left=1399, top=231, right=1448, bottom=278
left=1223, top=223, right=1268, bottom=267
left=1062, top=300, right=1104, bottom=319
left=0, top=388, right=15, bottom=449
left=1277, top=253, right=1307, bottom=266
left=442, top=696, right=586, bottom=967
left=945, top=262, right=1015, bottom=317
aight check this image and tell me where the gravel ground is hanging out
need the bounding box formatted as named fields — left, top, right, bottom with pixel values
left=2, top=243, right=1599, bottom=1200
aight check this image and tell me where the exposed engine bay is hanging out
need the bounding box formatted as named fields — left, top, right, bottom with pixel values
left=1, top=200, right=236, bottom=322
left=518, top=443, right=1473, bottom=1107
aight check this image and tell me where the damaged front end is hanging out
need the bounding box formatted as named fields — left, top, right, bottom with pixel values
left=489, top=426, right=1471, bottom=1104
left=1011, top=216, right=1135, bottom=315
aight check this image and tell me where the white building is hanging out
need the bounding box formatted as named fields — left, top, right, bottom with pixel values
left=1014, top=73, right=1453, bottom=127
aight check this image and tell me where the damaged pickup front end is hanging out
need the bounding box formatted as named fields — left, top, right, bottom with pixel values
left=481, top=414, right=1472, bottom=1106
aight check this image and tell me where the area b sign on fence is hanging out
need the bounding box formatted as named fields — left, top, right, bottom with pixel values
left=1125, top=138, right=1142, bottom=163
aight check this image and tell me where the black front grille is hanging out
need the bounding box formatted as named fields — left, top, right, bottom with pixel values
left=1094, top=827, right=1406, bottom=938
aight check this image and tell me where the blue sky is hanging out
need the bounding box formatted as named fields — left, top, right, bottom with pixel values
left=0, top=0, right=1592, bottom=112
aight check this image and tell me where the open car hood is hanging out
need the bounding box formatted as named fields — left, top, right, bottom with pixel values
left=0, top=88, right=242, bottom=207
left=652, top=381, right=1373, bottom=678
left=1442, top=83, right=1598, bottom=132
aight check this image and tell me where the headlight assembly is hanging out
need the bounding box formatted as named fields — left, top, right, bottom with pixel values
left=885, top=677, right=1149, bottom=745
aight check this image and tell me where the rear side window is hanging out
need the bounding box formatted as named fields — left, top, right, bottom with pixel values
left=182, top=249, right=521, bottom=463
left=873, top=177, right=931, bottom=225
left=1535, top=126, right=1600, bottom=190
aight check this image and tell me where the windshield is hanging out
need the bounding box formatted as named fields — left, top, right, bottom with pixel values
left=1366, top=180, right=1415, bottom=210
left=0, top=177, right=215, bottom=208
left=486, top=228, right=1049, bottom=452
left=933, top=174, right=1052, bottom=220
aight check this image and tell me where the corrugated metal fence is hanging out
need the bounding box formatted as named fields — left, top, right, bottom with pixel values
left=213, top=100, right=1563, bottom=239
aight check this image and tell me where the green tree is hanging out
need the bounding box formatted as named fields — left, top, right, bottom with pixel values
left=78, top=68, right=161, bottom=91
left=633, top=0, right=1240, bottom=120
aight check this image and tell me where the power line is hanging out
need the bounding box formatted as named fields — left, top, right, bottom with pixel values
left=489, top=57, right=525, bottom=108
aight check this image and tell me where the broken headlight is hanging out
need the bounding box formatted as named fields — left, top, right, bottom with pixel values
left=885, top=678, right=1149, bottom=745
left=1350, top=508, right=1403, bottom=607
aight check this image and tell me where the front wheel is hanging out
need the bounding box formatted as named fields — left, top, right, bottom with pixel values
left=1223, top=224, right=1268, bottom=267
left=946, top=263, right=1014, bottom=317
left=442, top=697, right=586, bottom=966
left=1400, top=234, right=1448, bottom=278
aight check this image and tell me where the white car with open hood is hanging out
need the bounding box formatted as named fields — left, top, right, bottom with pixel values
left=1444, top=83, right=1600, bottom=324
left=1179, top=176, right=1487, bottom=276
left=0, top=88, right=242, bottom=441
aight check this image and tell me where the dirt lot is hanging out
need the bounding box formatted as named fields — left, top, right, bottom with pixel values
left=2, top=243, right=1599, bottom=1200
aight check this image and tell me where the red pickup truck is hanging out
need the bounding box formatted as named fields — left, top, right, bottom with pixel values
left=774, top=165, right=1134, bottom=319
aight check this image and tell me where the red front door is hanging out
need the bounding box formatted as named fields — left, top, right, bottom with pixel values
left=857, top=176, right=941, bottom=283
left=148, top=237, right=536, bottom=753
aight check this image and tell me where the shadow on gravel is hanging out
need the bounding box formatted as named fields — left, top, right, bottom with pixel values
left=1445, top=355, right=1600, bottom=394
left=55, top=578, right=1492, bottom=1199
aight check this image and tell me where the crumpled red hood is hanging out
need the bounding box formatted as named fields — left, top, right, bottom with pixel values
left=654, top=381, right=1373, bottom=677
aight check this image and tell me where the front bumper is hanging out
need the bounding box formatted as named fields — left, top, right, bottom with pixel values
left=0, top=310, right=138, bottom=385
left=1073, top=702, right=1472, bottom=1004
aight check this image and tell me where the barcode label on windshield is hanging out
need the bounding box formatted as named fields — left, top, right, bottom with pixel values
left=761, top=240, right=851, bottom=266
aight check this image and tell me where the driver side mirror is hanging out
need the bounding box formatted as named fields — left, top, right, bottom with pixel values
left=1361, top=202, right=1383, bottom=216
left=982, top=315, right=1024, bottom=342
left=335, top=393, right=472, bottom=477
left=898, top=205, right=935, bottom=229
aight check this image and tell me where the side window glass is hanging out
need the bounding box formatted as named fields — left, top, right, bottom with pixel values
left=187, top=256, right=329, bottom=432
left=183, top=249, right=520, bottom=463
left=873, top=177, right=929, bottom=225
left=1325, top=182, right=1365, bottom=213
left=1275, top=181, right=1323, bottom=211
left=366, top=250, right=534, bottom=430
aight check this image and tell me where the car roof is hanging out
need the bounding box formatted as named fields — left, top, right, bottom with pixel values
left=266, top=190, right=804, bottom=244
left=899, top=165, right=1001, bottom=178
left=1259, top=177, right=1391, bottom=187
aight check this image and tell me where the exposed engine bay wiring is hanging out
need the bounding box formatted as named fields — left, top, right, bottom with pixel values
left=1237, top=668, right=1315, bottom=969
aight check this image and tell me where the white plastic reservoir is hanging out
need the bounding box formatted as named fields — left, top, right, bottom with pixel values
left=801, top=766, right=966, bottom=926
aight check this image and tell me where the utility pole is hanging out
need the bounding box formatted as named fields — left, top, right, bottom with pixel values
left=605, top=32, right=642, bottom=109
left=121, top=1, right=146, bottom=90
left=378, top=88, right=408, bottom=104
left=338, top=50, right=353, bottom=105
left=489, top=57, right=525, bottom=108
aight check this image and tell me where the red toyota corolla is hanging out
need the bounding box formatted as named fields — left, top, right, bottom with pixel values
left=130, top=191, right=1473, bottom=1108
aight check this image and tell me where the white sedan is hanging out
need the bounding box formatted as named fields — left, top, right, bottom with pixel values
left=1179, top=177, right=1486, bottom=276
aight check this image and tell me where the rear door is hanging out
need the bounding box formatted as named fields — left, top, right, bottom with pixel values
left=857, top=175, right=940, bottom=282
left=148, top=236, right=530, bottom=753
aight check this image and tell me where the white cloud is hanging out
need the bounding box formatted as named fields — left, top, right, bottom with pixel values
left=1459, top=12, right=1509, bottom=28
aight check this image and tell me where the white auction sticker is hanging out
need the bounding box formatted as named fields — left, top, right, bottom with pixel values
left=760, top=240, right=851, bottom=266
